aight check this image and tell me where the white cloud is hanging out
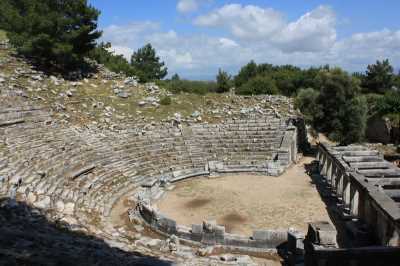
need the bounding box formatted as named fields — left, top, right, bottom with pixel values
left=177, top=0, right=211, bottom=14
left=219, top=38, right=239, bottom=48
left=100, top=6, right=400, bottom=79
left=195, top=4, right=337, bottom=52
left=102, top=21, right=159, bottom=47
left=331, top=29, right=400, bottom=69
left=109, top=46, right=134, bottom=60
left=274, top=6, right=336, bottom=52
left=195, top=4, right=285, bottom=39
left=177, top=0, right=198, bottom=13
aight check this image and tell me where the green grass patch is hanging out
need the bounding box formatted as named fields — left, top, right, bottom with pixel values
left=0, top=30, right=7, bottom=41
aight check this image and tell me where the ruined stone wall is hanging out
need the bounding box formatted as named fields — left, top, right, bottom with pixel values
left=135, top=201, right=288, bottom=251
left=316, top=143, right=400, bottom=247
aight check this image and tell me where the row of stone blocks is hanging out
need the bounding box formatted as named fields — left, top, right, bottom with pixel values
left=136, top=201, right=288, bottom=250
left=0, top=102, right=294, bottom=230
left=317, top=142, right=400, bottom=247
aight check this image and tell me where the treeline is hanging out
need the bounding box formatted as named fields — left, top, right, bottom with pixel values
left=293, top=60, right=400, bottom=145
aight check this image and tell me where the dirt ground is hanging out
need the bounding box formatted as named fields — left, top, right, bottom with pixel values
left=157, top=157, right=332, bottom=236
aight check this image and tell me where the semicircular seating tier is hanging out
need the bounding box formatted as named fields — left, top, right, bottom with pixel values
left=0, top=90, right=299, bottom=260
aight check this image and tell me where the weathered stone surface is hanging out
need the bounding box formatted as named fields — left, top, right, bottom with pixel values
left=34, top=196, right=51, bottom=209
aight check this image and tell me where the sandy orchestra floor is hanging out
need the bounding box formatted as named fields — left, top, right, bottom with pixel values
left=157, top=157, right=332, bottom=235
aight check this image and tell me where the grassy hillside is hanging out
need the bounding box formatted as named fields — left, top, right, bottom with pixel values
left=0, top=39, right=294, bottom=128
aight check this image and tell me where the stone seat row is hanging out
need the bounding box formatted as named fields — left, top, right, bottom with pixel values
left=0, top=106, right=291, bottom=225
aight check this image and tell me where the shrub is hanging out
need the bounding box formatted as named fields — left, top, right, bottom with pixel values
left=295, top=88, right=322, bottom=126
left=236, top=75, right=278, bottom=95
left=376, top=91, right=400, bottom=127
left=160, top=96, right=172, bottom=105
left=337, top=96, right=368, bottom=144
left=314, top=68, right=366, bottom=144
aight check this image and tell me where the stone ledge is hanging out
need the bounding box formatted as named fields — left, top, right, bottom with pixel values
left=135, top=201, right=288, bottom=250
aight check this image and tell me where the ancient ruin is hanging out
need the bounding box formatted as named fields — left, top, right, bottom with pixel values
left=0, top=41, right=400, bottom=266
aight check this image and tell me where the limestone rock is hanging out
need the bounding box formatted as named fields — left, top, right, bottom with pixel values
left=34, top=196, right=51, bottom=209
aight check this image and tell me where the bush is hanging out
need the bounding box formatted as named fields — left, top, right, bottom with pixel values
left=315, top=68, right=366, bottom=144
left=0, top=0, right=101, bottom=70
left=236, top=75, right=278, bottom=95
left=295, top=88, right=322, bottom=126
left=364, top=93, right=384, bottom=117
left=337, top=96, right=368, bottom=144
left=160, top=96, right=172, bottom=105
left=376, top=91, right=400, bottom=127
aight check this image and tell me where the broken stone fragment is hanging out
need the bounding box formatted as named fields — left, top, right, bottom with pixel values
left=191, top=111, right=201, bottom=118
left=117, top=91, right=130, bottom=98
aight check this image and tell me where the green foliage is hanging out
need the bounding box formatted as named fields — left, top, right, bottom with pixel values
left=271, top=66, right=303, bottom=96
left=362, top=59, right=395, bottom=94
left=296, top=68, right=367, bottom=144
left=130, top=43, right=167, bottom=83
left=376, top=91, right=400, bottom=124
left=315, top=68, right=365, bottom=144
left=159, top=79, right=217, bottom=95
left=234, top=60, right=258, bottom=87
left=394, top=74, right=400, bottom=89
left=337, top=96, right=368, bottom=145
left=216, top=69, right=231, bottom=93
left=160, top=96, right=172, bottom=106
left=236, top=75, right=278, bottom=95
left=234, top=61, right=317, bottom=96
left=364, top=93, right=384, bottom=117
left=89, top=42, right=136, bottom=76
left=294, top=88, right=322, bottom=125
left=0, top=0, right=101, bottom=70
left=0, top=30, right=7, bottom=41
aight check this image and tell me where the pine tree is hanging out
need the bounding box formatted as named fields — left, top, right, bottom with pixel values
left=130, top=43, right=168, bottom=83
left=0, top=0, right=101, bottom=70
left=363, top=59, right=395, bottom=94
left=216, top=69, right=231, bottom=93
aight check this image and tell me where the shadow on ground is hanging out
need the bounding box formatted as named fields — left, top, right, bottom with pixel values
left=0, top=197, right=172, bottom=266
left=304, top=160, right=351, bottom=248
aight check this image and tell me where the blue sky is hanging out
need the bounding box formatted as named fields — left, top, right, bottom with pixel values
left=89, top=0, right=400, bottom=80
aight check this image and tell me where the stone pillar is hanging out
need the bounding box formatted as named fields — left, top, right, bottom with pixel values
left=318, top=150, right=326, bottom=174
left=342, top=175, right=351, bottom=210
left=321, top=152, right=328, bottom=178
left=316, top=146, right=321, bottom=161
left=331, top=164, right=338, bottom=193
left=326, top=160, right=333, bottom=186
left=357, top=189, right=366, bottom=222
left=350, top=185, right=359, bottom=217
left=335, top=171, right=344, bottom=199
